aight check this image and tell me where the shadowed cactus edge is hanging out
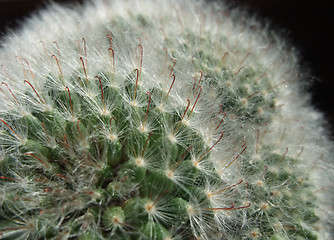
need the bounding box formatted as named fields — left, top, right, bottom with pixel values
left=0, top=0, right=333, bottom=239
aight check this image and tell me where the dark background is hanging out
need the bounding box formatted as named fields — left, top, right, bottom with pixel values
left=0, top=0, right=333, bottom=137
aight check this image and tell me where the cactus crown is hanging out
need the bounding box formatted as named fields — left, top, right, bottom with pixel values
left=0, top=0, right=333, bottom=239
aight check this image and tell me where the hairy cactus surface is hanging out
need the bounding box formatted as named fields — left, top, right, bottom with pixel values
left=0, top=0, right=333, bottom=239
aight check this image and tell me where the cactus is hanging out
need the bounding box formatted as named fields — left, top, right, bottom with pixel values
left=0, top=0, right=333, bottom=239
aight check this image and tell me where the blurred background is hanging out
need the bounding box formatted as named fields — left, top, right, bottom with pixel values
left=0, top=0, right=333, bottom=136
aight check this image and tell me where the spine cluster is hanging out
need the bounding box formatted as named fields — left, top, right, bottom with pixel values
left=0, top=0, right=333, bottom=239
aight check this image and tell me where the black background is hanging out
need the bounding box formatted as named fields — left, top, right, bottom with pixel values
left=0, top=0, right=333, bottom=137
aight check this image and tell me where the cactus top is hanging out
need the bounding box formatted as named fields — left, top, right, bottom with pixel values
left=0, top=0, right=333, bottom=239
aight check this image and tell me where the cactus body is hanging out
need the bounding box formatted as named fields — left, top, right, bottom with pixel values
left=0, top=0, right=333, bottom=239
